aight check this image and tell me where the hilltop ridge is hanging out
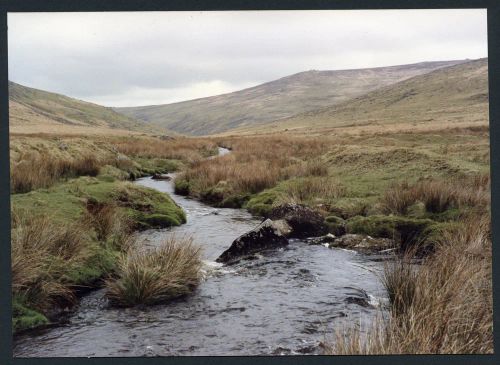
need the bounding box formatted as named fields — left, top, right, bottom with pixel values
left=115, top=60, right=466, bottom=136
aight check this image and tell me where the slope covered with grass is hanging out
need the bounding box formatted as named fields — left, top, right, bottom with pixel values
left=238, top=58, right=488, bottom=135
left=9, top=81, right=166, bottom=135
left=116, top=60, right=464, bottom=136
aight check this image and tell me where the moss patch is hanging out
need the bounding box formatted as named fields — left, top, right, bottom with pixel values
left=325, top=215, right=347, bottom=236
left=220, top=193, right=251, bottom=208
left=133, top=157, right=181, bottom=174
left=64, top=243, right=119, bottom=286
left=110, top=183, right=186, bottom=229
left=346, top=215, right=436, bottom=249
left=12, top=177, right=185, bottom=229
left=12, top=296, right=49, bottom=333
left=245, top=188, right=283, bottom=216
left=174, top=177, right=191, bottom=195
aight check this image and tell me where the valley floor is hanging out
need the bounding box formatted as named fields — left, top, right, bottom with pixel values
left=9, top=123, right=493, bottom=354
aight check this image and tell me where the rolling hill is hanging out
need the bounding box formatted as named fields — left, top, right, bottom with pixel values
left=115, top=60, right=466, bottom=136
left=231, top=58, right=489, bottom=136
left=9, top=81, right=166, bottom=135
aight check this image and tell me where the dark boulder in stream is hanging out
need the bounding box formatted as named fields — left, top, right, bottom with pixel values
left=152, top=173, right=171, bottom=180
left=269, top=204, right=328, bottom=238
left=216, top=219, right=290, bottom=264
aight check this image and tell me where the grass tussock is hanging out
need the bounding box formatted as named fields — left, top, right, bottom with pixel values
left=328, top=214, right=492, bottom=354
left=105, top=236, right=202, bottom=307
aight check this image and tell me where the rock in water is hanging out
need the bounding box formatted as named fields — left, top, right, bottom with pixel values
left=152, top=173, right=171, bottom=180
left=269, top=203, right=327, bottom=238
left=216, top=219, right=289, bottom=263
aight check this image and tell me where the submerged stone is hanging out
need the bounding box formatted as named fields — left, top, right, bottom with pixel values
left=329, top=233, right=394, bottom=251
left=306, top=233, right=336, bottom=246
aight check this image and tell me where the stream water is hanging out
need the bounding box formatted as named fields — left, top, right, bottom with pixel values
left=13, top=148, right=387, bottom=357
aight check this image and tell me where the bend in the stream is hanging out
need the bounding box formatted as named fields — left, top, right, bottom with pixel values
left=13, top=147, right=387, bottom=357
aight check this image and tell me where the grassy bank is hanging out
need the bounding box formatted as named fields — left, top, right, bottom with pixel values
left=9, top=134, right=213, bottom=332
left=175, top=128, right=489, bottom=214
left=11, top=177, right=186, bottom=332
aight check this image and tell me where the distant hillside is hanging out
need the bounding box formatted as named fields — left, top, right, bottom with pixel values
left=115, top=60, right=466, bottom=136
left=9, top=82, right=166, bottom=135
left=234, top=58, right=489, bottom=135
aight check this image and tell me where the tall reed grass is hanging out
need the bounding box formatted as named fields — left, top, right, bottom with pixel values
left=11, top=152, right=100, bottom=193
left=328, top=213, right=492, bottom=354
left=111, top=137, right=218, bottom=163
left=176, top=136, right=331, bottom=203
left=381, top=174, right=490, bottom=215
left=11, top=209, right=89, bottom=311
left=11, top=201, right=133, bottom=317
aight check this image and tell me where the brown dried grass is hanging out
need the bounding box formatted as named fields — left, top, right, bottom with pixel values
left=111, top=137, right=218, bottom=164
left=177, top=135, right=331, bottom=200
left=11, top=209, right=90, bottom=311
left=10, top=152, right=100, bottom=193
left=381, top=174, right=490, bottom=215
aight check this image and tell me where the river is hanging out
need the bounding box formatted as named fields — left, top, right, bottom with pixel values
left=13, top=147, right=387, bottom=357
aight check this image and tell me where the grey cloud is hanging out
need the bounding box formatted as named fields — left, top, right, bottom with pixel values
left=8, top=10, right=487, bottom=106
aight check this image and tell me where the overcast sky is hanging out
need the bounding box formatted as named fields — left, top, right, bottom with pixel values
left=8, top=10, right=487, bottom=107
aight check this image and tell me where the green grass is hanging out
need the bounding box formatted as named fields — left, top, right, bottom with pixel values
left=11, top=177, right=185, bottom=229
left=12, top=296, right=49, bottom=333
left=345, top=215, right=435, bottom=248
left=63, top=242, right=119, bottom=286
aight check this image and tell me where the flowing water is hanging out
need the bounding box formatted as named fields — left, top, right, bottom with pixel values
left=13, top=148, right=387, bottom=357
